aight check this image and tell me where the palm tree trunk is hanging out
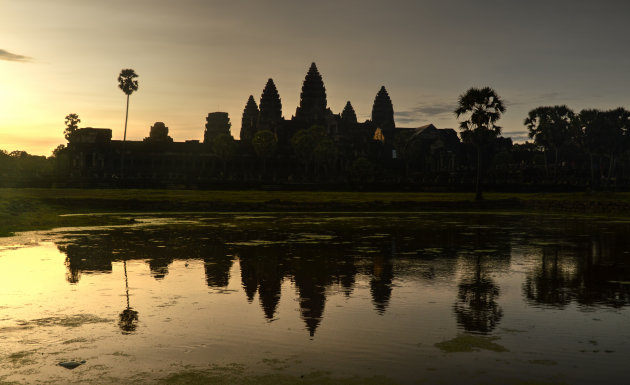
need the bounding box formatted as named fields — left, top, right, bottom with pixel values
left=607, top=154, right=615, bottom=187
left=262, top=158, right=267, bottom=179
left=124, top=94, right=130, bottom=142
left=554, top=147, right=559, bottom=178
left=589, top=153, right=595, bottom=187
left=121, top=94, right=130, bottom=181
left=475, top=145, right=483, bottom=201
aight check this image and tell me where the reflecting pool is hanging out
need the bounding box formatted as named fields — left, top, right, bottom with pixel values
left=1, top=213, right=630, bottom=384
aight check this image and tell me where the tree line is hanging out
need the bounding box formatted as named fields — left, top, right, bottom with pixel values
left=3, top=75, right=630, bottom=193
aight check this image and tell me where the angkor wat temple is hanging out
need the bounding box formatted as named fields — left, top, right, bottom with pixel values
left=63, top=63, right=465, bottom=187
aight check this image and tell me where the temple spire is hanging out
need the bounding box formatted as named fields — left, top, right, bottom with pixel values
left=371, top=86, right=394, bottom=130
left=295, top=62, right=327, bottom=125
left=240, top=95, right=259, bottom=141
left=341, top=101, right=357, bottom=124
left=258, top=79, right=282, bottom=132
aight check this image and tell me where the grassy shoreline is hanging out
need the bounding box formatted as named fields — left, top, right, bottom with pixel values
left=2, top=188, right=630, bottom=236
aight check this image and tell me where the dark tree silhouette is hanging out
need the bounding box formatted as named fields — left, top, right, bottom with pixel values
left=64, top=113, right=81, bottom=141
left=312, top=137, right=338, bottom=178
left=291, top=125, right=326, bottom=179
left=393, top=128, right=416, bottom=179
left=251, top=129, right=277, bottom=177
left=211, top=133, right=236, bottom=177
left=52, top=144, right=66, bottom=158
left=117, top=68, right=139, bottom=179
left=240, top=95, right=259, bottom=142
left=525, top=105, right=576, bottom=175
left=347, top=157, right=373, bottom=184
left=578, top=108, right=630, bottom=185
left=372, top=86, right=395, bottom=130
left=455, top=87, right=505, bottom=201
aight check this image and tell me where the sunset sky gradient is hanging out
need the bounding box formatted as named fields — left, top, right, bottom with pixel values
left=2, top=0, right=629, bottom=155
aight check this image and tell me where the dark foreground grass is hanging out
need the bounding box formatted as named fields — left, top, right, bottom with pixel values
left=1, top=188, right=630, bottom=236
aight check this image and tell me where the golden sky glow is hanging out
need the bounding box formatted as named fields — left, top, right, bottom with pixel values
left=2, top=0, right=630, bottom=155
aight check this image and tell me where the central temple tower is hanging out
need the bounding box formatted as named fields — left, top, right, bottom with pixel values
left=294, top=62, right=327, bottom=126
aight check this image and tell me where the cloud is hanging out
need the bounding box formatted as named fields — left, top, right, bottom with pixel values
left=0, top=49, right=32, bottom=62
left=395, top=102, right=455, bottom=124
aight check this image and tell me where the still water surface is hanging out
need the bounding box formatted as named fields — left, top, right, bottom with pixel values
left=1, top=213, right=630, bottom=384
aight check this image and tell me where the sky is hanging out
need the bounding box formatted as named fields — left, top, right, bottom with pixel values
left=2, top=0, right=630, bottom=156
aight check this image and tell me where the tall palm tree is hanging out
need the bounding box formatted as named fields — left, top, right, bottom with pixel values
left=117, top=69, right=139, bottom=179
left=455, top=87, right=505, bottom=201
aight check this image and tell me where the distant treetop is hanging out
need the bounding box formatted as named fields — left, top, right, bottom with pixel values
left=117, top=69, right=139, bottom=96
left=64, top=113, right=81, bottom=141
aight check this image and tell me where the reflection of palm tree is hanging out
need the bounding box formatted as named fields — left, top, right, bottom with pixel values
left=119, top=260, right=139, bottom=334
left=64, top=256, right=81, bottom=284
left=454, top=254, right=502, bottom=334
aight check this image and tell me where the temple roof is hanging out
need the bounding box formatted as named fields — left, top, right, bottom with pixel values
left=295, top=62, right=327, bottom=124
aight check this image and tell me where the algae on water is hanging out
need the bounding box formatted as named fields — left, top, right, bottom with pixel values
left=14, top=314, right=112, bottom=329
left=434, top=334, right=509, bottom=353
left=159, top=367, right=401, bottom=385
left=6, top=350, right=37, bottom=367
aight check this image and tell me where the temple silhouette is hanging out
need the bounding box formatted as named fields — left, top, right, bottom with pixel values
left=62, top=62, right=461, bottom=186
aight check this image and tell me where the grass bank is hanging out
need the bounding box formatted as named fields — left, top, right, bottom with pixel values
left=2, top=188, right=630, bottom=236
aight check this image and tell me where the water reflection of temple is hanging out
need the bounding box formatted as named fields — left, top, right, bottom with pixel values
left=54, top=215, right=630, bottom=338
left=238, top=249, right=286, bottom=320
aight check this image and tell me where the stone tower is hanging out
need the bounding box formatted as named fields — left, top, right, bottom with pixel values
left=144, top=121, right=173, bottom=142
left=204, top=112, right=231, bottom=144
left=240, top=95, right=259, bottom=141
left=257, top=78, right=283, bottom=133
left=294, top=62, right=327, bottom=126
left=371, top=86, right=394, bottom=130
left=341, top=101, right=358, bottom=125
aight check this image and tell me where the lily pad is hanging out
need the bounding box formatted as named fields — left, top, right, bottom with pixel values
left=59, top=360, right=86, bottom=369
